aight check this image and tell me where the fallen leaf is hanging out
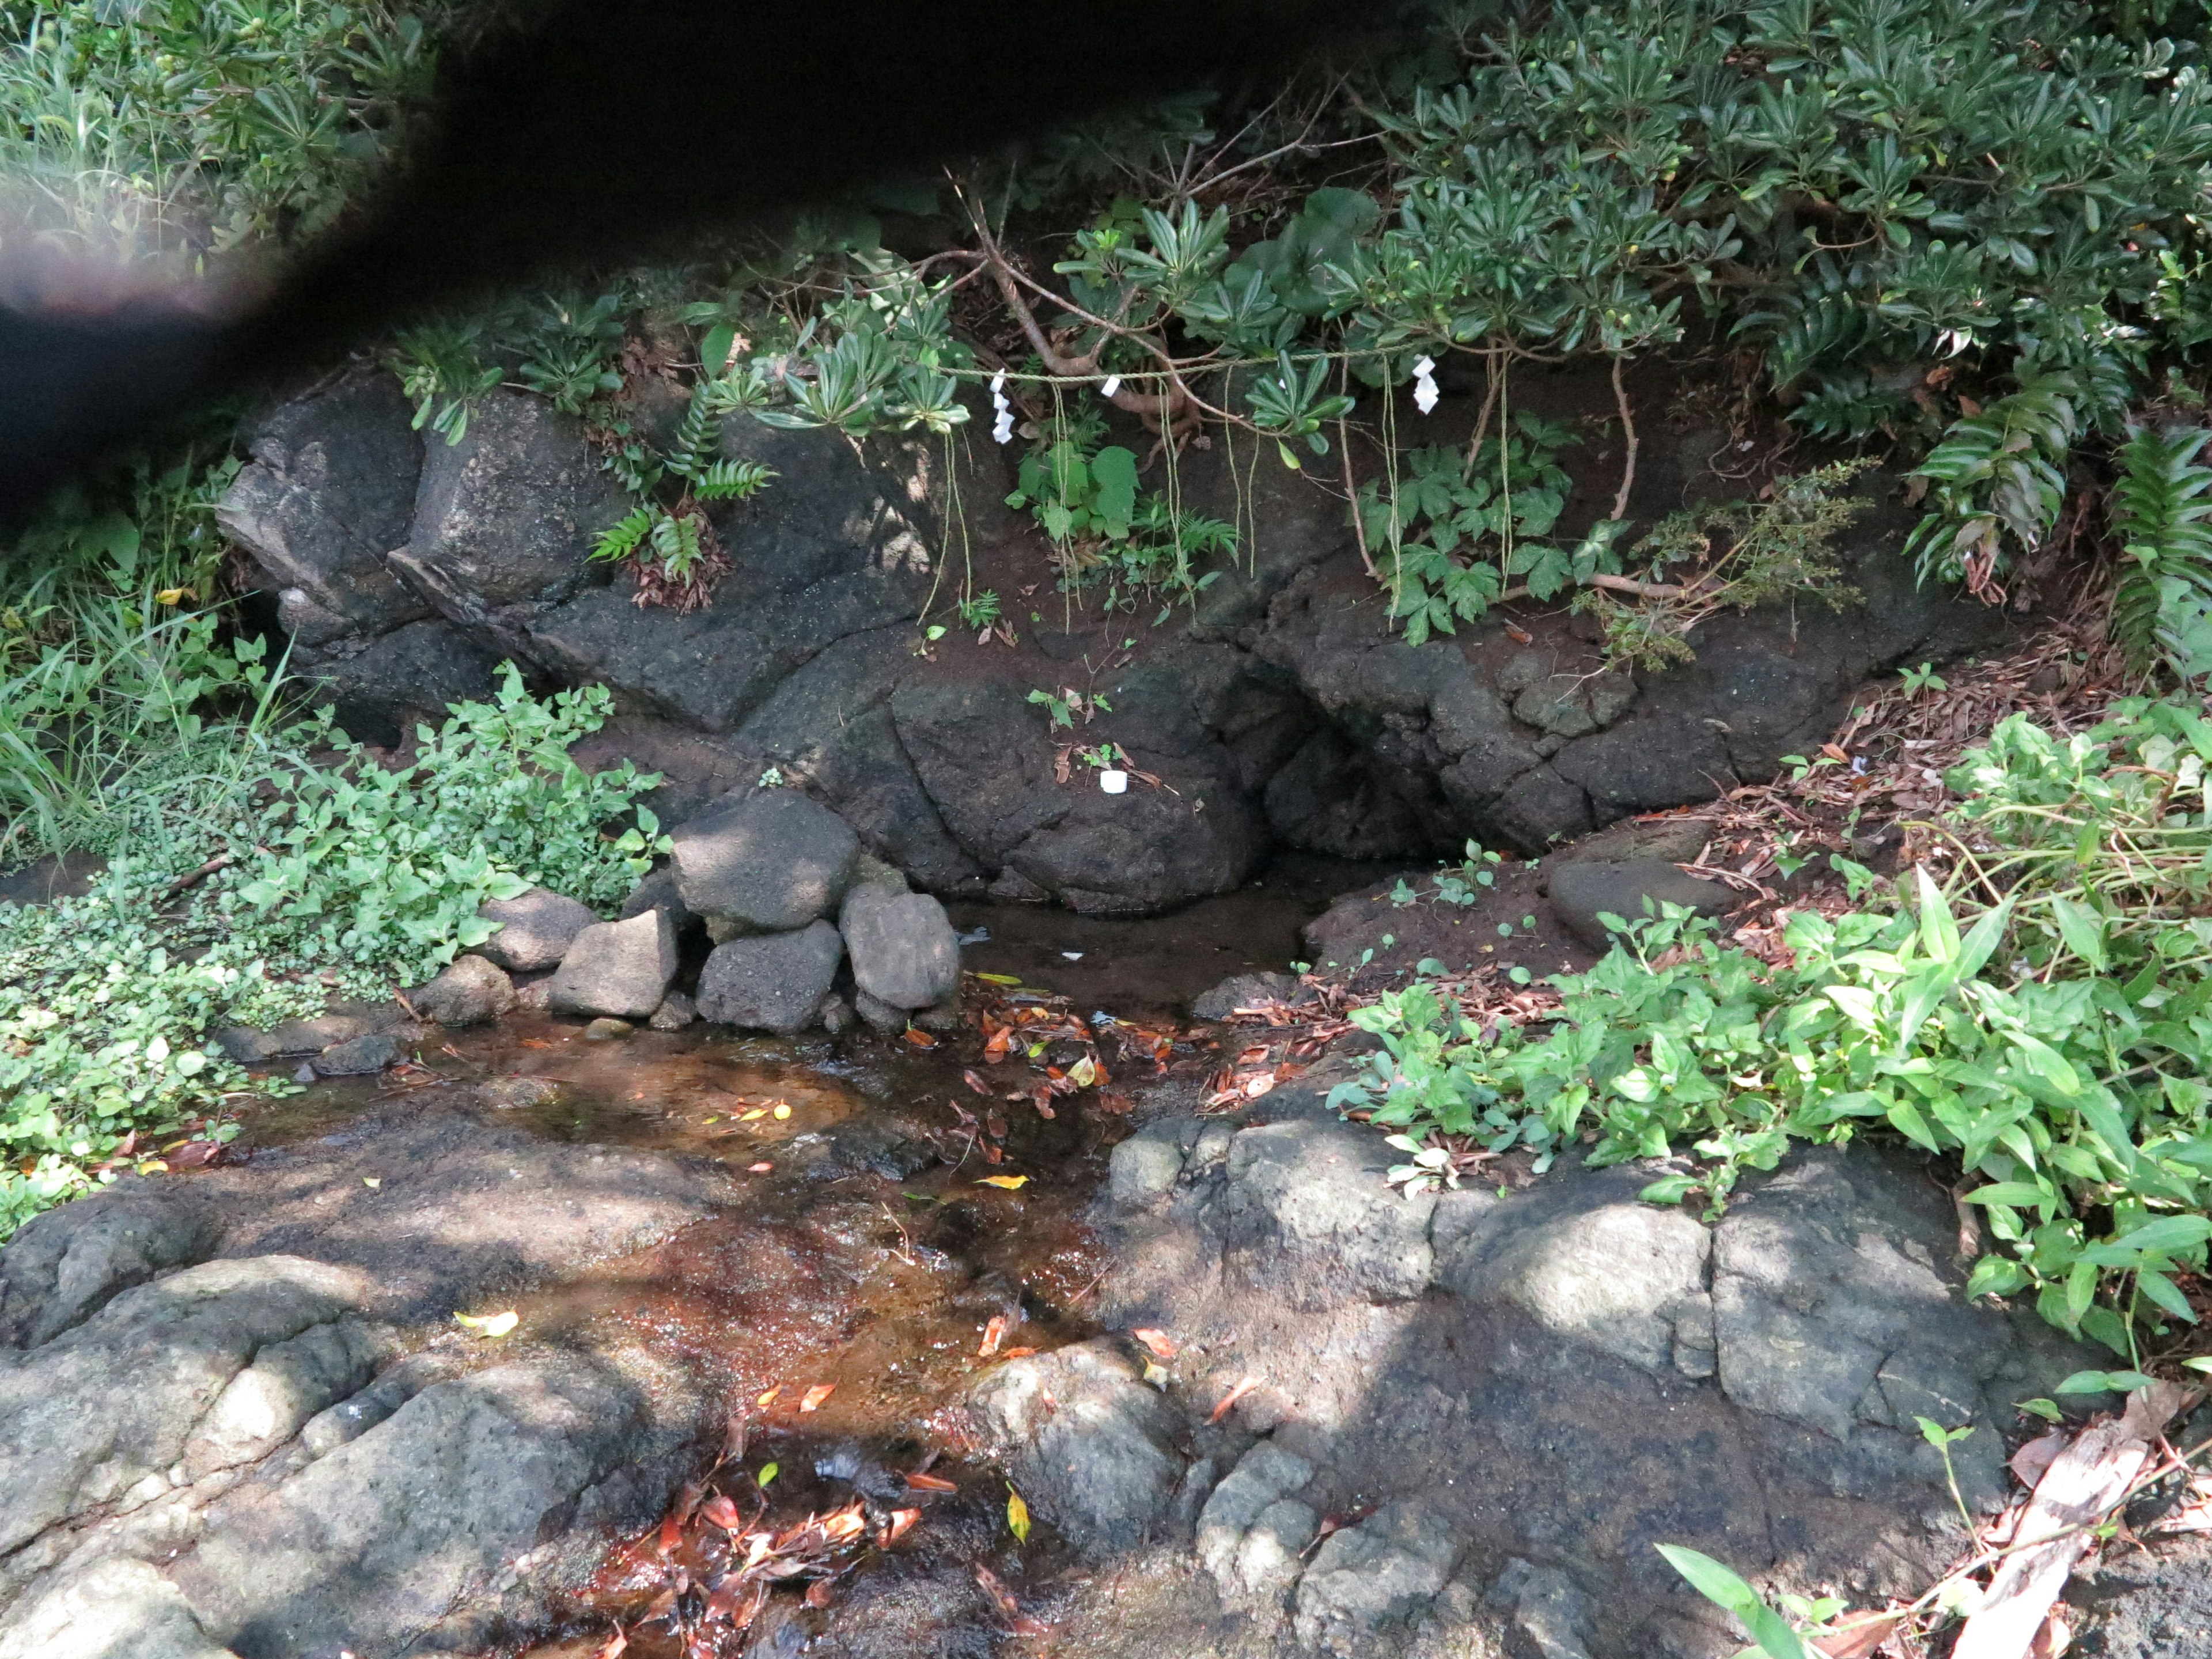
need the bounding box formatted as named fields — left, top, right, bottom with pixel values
left=904, top=1471, right=958, bottom=1493
left=1131, top=1328, right=1179, bottom=1360
left=362, top=1176, right=380, bottom=1189
left=1207, top=1374, right=1260, bottom=1425
left=804, top=1578, right=835, bottom=1609
left=2028, top=1607, right=2072, bottom=1659
left=771, top=1102, right=791, bottom=1120
left=881, top=1507, right=921, bottom=1543
left=903, top=1027, right=938, bottom=1048
left=453, top=1309, right=518, bottom=1339
left=597, top=1626, right=628, bottom=1659
left=747, top=1161, right=775, bottom=1173
left=1007, top=1485, right=1031, bottom=1543
left=975, top=1565, right=1020, bottom=1619
left=979, top=1314, right=1009, bottom=1357
left=170, top=1139, right=221, bottom=1169
left=799, top=1382, right=836, bottom=1412
left=756, top=1385, right=782, bottom=1408
left=1066, top=1055, right=1100, bottom=1089
left=977, top=1175, right=1029, bottom=1190
left=756, top=1461, right=778, bottom=1487
left=974, top=972, right=1022, bottom=986
left=2010, top=1429, right=2068, bottom=1490
left=963, top=1069, right=991, bottom=1094
left=740, top=1108, right=767, bottom=1121
left=699, top=1493, right=742, bottom=1532
left=1503, top=621, right=1535, bottom=645
left=1812, top=1610, right=1907, bottom=1658
left=1002, top=1346, right=1037, bottom=1358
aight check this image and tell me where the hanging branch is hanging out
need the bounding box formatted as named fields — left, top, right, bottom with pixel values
left=1609, top=352, right=1639, bottom=522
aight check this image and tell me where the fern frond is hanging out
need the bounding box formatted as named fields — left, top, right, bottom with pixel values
left=690, top=459, right=777, bottom=502
left=664, top=393, right=723, bottom=484
left=649, top=510, right=704, bottom=581
left=590, top=505, right=656, bottom=565
left=2110, top=423, right=2212, bottom=677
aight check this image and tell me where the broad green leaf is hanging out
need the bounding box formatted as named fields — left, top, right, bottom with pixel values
left=2048, top=896, right=2108, bottom=971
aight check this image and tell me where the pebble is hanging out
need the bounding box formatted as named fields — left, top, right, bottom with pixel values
left=583, top=1017, right=635, bottom=1041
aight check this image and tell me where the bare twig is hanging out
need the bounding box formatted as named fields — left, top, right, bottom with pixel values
left=1609, top=352, right=1639, bottom=522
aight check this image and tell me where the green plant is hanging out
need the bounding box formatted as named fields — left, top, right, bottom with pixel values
left=958, top=590, right=1003, bottom=630
left=589, top=389, right=776, bottom=608
left=1900, top=662, right=1949, bottom=694
left=1003, top=410, right=1237, bottom=600
left=1025, top=686, right=1111, bottom=730
left=2110, top=422, right=2212, bottom=679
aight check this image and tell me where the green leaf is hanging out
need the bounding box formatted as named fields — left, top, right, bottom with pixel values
left=1655, top=1547, right=1813, bottom=1659
left=2047, top=896, right=2108, bottom=972
left=2055, top=1369, right=2154, bottom=1394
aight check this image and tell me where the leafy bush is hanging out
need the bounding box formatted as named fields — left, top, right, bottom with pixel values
left=2110, top=421, right=2212, bottom=678
left=1332, top=696, right=2212, bottom=1362
left=0, top=666, right=668, bottom=1237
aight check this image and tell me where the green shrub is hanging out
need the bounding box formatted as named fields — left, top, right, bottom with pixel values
left=1332, top=696, right=2212, bottom=1361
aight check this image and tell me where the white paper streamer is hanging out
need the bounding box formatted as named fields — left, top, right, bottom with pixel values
left=990, top=369, right=1014, bottom=444
left=1412, top=354, right=1440, bottom=415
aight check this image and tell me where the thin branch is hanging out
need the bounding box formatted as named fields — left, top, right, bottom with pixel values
left=1609, top=352, right=1639, bottom=523
left=1340, top=358, right=1373, bottom=578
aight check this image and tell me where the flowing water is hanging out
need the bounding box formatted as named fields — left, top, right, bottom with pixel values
left=217, top=857, right=1396, bottom=1658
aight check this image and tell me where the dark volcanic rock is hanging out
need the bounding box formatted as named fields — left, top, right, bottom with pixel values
left=547, top=910, right=678, bottom=1020
left=838, top=884, right=960, bottom=1010
left=0, top=1190, right=224, bottom=1350
left=215, top=369, right=428, bottom=643
left=695, top=920, right=845, bottom=1032
left=671, top=790, right=860, bottom=931
left=300, top=619, right=502, bottom=748
left=1547, top=858, right=1740, bottom=949
left=473, top=886, right=597, bottom=973
left=404, top=953, right=515, bottom=1027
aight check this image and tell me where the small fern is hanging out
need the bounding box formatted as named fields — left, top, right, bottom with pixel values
left=649, top=510, right=705, bottom=581
left=690, top=458, right=777, bottom=502
left=590, top=505, right=656, bottom=565
left=2110, top=423, right=2212, bottom=679
left=664, top=395, right=722, bottom=484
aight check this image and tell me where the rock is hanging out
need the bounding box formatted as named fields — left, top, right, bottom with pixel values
left=387, top=388, right=623, bottom=627
left=1217, top=1117, right=1435, bottom=1308
left=311, top=1032, right=403, bottom=1075
left=817, top=994, right=855, bottom=1035
left=215, top=1003, right=415, bottom=1065
left=1486, top=764, right=1592, bottom=853
left=1512, top=671, right=1637, bottom=739
left=476, top=1076, right=559, bottom=1111
left=911, top=994, right=965, bottom=1034
left=988, top=867, right=1050, bottom=902
left=1546, top=858, right=1738, bottom=950
left=617, top=864, right=697, bottom=933
left=1553, top=712, right=1737, bottom=818
left=852, top=988, right=904, bottom=1033
left=1108, top=1119, right=1198, bottom=1208
left=404, top=954, right=515, bottom=1027
left=299, top=619, right=503, bottom=749
left=0, top=1190, right=222, bottom=1349
left=967, top=1339, right=1184, bottom=1556
left=1293, top=1501, right=1461, bottom=1656
left=0, top=1554, right=238, bottom=1659
left=1192, top=971, right=1298, bottom=1021
left=838, top=884, right=959, bottom=1009
left=0, top=1256, right=369, bottom=1556
left=1550, top=815, right=1716, bottom=868
left=513, top=975, right=553, bottom=1010
left=215, top=369, right=427, bottom=643
left=671, top=790, right=859, bottom=933
left=1487, top=1559, right=1598, bottom=1659
left=548, top=910, right=678, bottom=1020
left=1197, top=1441, right=1316, bottom=1605
left=1432, top=1176, right=1711, bottom=1376
left=695, top=921, right=844, bottom=1033
left=582, top=1017, right=634, bottom=1041
left=168, top=1353, right=696, bottom=1659
left=474, top=886, right=598, bottom=972
left=648, top=992, right=696, bottom=1031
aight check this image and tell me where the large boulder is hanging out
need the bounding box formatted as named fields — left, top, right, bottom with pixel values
left=403, top=954, right=515, bottom=1028
left=546, top=910, right=677, bottom=1020
left=1546, top=858, right=1738, bottom=950
left=0, top=1191, right=223, bottom=1350
left=298, top=619, right=502, bottom=749
left=671, top=790, right=859, bottom=932
left=215, top=369, right=427, bottom=644
left=838, top=883, right=959, bottom=1009
left=474, top=886, right=597, bottom=972
left=695, top=921, right=844, bottom=1032
left=1294, top=1501, right=1463, bottom=1657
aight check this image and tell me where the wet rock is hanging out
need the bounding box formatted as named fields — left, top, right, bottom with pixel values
left=1293, top=1501, right=1461, bottom=1656
left=648, top=991, right=697, bottom=1031
left=1487, top=1558, right=1598, bottom=1659
left=474, top=885, right=597, bottom=972
left=1553, top=712, right=1737, bottom=819
left=298, top=619, right=503, bottom=749
left=852, top=988, right=904, bottom=1033
left=582, top=1017, right=634, bottom=1041
left=475, top=1076, right=560, bottom=1111
left=671, top=790, right=859, bottom=933
left=816, top=994, right=856, bottom=1035
left=0, top=1256, right=369, bottom=1556
left=1546, top=858, right=1737, bottom=950
left=1550, top=815, right=1716, bottom=867
left=695, top=920, right=844, bottom=1033
left=1192, top=971, right=1298, bottom=1021
left=404, top=953, right=515, bottom=1027
left=215, top=1002, right=416, bottom=1065
left=1108, top=1118, right=1199, bottom=1208
left=311, top=1032, right=403, bottom=1075
left=1217, top=1117, right=1435, bottom=1308
left=968, top=1338, right=1184, bottom=1556
left=0, top=1190, right=222, bottom=1350
left=215, top=368, right=427, bottom=642
left=838, top=884, right=959, bottom=1010
left=548, top=909, right=678, bottom=1021
left=910, top=994, right=964, bottom=1034
left=1196, top=1441, right=1316, bottom=1607
left=988, top=867, right=1051, bottom=902
left=387, top=388, right=623, bottom=626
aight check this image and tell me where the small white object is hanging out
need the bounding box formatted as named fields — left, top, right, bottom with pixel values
left=990, top=369, right=1014, bottom=445
left=1099, top=768, right=1129, bottom=794
left=1100, top=374, right=1122, bottom=400
left=1412, top=354, right=1440, bottom=415
left=1062, top=951, right=1085, bottom=961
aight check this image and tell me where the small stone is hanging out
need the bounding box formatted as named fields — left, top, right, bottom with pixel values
left=548, top=909, right=679, bottom=1020
left=1192, top=971, right=1297, bottom=1022
left=1547, top=858, right=1737, bottom=950
left=474, top=887, right=597, bottom=972
left=853, top=988, right=904, bottom=1033
left=912, top=995, right=964, bottom=1034
left=513, top=976, right=553, bottom=1010
left=648, top=992, right=697, bottom=1031
left=817, top=994, right=855, bottom=1035
left=987, top=866, right=1050, bottom=903
left=405, top=955, right=515, bottom=1027
left=476, top=1076, right=560, bottom=1111
left=312, top=1032, right=403, bottom=1075
left=582, top=1018, right=634, bottom=1041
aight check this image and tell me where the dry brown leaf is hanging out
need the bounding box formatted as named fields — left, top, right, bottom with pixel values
left=597, top=1626, right=628, bottom=1659
left=1208, top=1374, right=1260, bottom=1425
left=881, top=1507, right=921, bottom=1544
left=1131, top=1328, right=1179, bottom=1359
left=2010, top=1430, right=2068, bottom=1490
left=963, top=1069, right=990, bottom=1094
left=979, top=1314, right=1009, bottom=1357
left=905, top=1471, right=958, bottom=1493
left=804, top=1578, right=835, bottom=1609
left=2028, top=1607, right=2072, bottom=1659
left=1812, top=1609, right=1906, bottom=1657
left=699, top=1493, right=742, bottom=1532
left=798, top=1382, right=836, bottom=1412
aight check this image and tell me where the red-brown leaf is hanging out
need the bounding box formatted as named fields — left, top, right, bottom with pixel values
left=799, top=1382, right=835, bottom=1412
left=881, top=1506, right=921, bottom=1544
left=804, top=1577, right=835, bottom=1609
left=963, top=1069, right=990, bottom=1094
left=905, top=1471, right=958, bottom=1493
left=1130, top=1328, right=1178, bottom=1359
left=979, top=1314, right=1009, bottom=1357
left=1207, top=1374, right=1260, bottom=1425
left=699, top=1493, right=743, bottom=1532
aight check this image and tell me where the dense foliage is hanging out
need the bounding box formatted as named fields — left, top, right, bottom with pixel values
left=1334, top=696, right=2212, bottom=1364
